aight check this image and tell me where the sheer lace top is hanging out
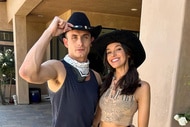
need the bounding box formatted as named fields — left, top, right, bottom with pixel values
left=99, top=78, right=138, bottom=126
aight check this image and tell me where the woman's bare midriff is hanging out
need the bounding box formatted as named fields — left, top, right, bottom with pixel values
left=99, top=121, right=127, bottom=127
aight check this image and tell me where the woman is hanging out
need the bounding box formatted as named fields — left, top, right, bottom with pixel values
left=92, top=30, right=151, bottom=127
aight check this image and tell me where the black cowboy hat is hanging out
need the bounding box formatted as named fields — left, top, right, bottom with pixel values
left=59, top=12, right=102, bottom=40
left=92, top=30, right=146, bottom=68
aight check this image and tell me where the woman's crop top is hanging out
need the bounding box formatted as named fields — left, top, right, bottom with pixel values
left=99, top=81, right=138, bottom=126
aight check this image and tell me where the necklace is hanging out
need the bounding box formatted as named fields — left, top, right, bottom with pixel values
left=110, top=77, right=118, bottom=98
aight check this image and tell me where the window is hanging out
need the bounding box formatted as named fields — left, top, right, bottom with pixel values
left=0, top=31, right=13, bottom=42
left=0, top=45, right=14, bottom=52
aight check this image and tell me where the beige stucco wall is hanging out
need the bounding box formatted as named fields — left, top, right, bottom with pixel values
left=6, top=0, right=44, bottom=104
left=59, top=9, right=140, bottom=31
left=139, top=0, right=190, bottom=127
left=83, top=11, right=140, bottom=31
left=0, top=3, right=12, bottom=31
left=26, top=21, right=48, bottom=95
left=172, top=0, right=190, bottom=127
left=1, top=85, right=16, bottom=98
left=26, top=22, right=46, bottom=50
left=0, top=2, right=13, bottom=47
left=6, top=0, right=25, bottom=22
left=2, top=0, right=190, bottom=126
left=6, top=0, right=42, bottom=22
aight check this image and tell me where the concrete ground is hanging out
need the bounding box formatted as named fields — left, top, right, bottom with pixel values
left=0, top=102, right=52, bottom=127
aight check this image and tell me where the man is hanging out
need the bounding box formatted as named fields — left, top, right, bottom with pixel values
left=19, top=12, right=102, bottom=127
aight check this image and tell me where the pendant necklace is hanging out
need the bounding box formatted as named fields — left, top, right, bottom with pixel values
left=111, top=76, right=118, bottom=97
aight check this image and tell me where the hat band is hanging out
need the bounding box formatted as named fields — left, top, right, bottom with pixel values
left=71, top=25, right=92, bottom=30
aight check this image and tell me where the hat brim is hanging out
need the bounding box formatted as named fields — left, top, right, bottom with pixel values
left=92, top=30, right=146, bottom=68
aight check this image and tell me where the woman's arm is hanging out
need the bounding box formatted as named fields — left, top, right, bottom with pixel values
left=136, top=81, right=151, bottom=127
left=92, top=104, right=101, bottom=127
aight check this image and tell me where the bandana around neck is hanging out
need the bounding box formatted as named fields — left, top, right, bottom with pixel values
left=64, top=55, right=89, bottom=77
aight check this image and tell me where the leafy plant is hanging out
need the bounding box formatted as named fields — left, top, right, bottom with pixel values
left=174, top=111, right=190, bottom=126
left=0, top=49, right=15, bottom=83
left=0, top=49, right=15, bottom=104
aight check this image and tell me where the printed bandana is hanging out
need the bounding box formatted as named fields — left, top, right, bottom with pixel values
left=64, top=55, right=89, bottom=77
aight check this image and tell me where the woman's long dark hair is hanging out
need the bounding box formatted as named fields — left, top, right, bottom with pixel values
left=100, top=43, right=141, bottom=96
